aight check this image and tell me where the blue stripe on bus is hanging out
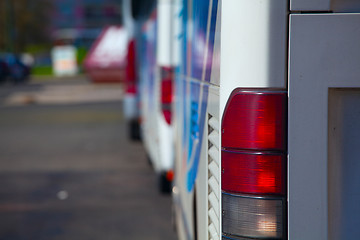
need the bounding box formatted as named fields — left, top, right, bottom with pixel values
left=204, top=0, right=218, bottom=82
left=186, top=84, right=209, bottom=192
left=185, top=0, right=218, bottom=192
left=189, top=0, right=218, bottom=82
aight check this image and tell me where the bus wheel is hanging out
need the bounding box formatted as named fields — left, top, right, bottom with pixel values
left=193, top=190, right=198, bottom=240
left=128, top=119, right=141, bottom=141
left=159, top=172, right=172, bottom=194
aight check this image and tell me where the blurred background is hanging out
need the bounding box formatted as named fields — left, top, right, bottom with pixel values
left=0, top=0, right=149, bottom=79
left=0, top=0, right=175, bottom=239
left=1, top=0, right=121, bottom=77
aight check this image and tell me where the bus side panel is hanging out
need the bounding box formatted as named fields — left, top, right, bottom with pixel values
left=188, top=0, right=218, bottom=83
left=157, top=0, right=173, bottom=66
left=174, top=0, right=221, bottom=239
left=184, top=0, right=219, bottom=193
left=140, top=13, right=161, bottom=169
left=220, top=0, right=287, bottom=115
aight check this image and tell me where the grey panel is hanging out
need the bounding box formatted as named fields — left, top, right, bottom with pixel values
left=332, top=0, right=360, bottom=12
left=290, top=0, right=330, bottom=11
left=328, top=89, right=360, bottom=240
left=288, top=13, right=360, bottom=240
left=291, top=0, right=360, bottom=12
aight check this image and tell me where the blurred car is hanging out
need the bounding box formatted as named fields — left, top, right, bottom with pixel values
left=0, top=53, right=30, bottom=84
left=0, top=60, right=10, bottom=83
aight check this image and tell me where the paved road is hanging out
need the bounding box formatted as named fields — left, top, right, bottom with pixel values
left=0, top=77, right=177, bottom=240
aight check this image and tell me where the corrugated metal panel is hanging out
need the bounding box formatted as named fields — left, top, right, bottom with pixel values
left=208, top=113, right=220, bottom=240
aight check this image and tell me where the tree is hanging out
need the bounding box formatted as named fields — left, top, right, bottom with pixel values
left=0, top=0, right=53, bottom=53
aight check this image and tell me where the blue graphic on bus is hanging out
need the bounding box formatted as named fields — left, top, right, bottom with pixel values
left=177, top=0, right=218, bottom=192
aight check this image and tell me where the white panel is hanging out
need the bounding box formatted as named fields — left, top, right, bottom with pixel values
left=220, top=0, right=287, bottom=116
left=197, top=117, right=209, bottom=240
left=209, top=208, right=220, bottom=234
left=209, top=192, right=220, bottom=218
left=209, top=161, right=219, bottom=182
left=208, top=116, right=219, bottom=134
left=209, top=176, right=220, bottom=200
left=172, top=0, right=182, bottom=66
left=207, top=86, right=221, bottom=240
left=289, top=13, right=360, bottom=240
left=209, top=147, right=219, bottom=166
left=209, top=155, right=220, bottom=177
left=208, top=131, right=219, bottom=151
left=208, top=223, right=219, bottom=240
left=158, top=117, right=173, bottom=170
left=290, top=0, right=330, bottom=11
left=157, top=1, right=172, bottom=66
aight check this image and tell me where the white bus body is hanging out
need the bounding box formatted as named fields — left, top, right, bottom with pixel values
left=173, top=0, right=360, bottom=239
left=139, top=0, right=180, bottom=192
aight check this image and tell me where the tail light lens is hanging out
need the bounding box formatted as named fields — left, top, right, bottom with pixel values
left=222, top=193, right=285, bottom=239
left=221, top=89, right=287, bottom=240
left=126, top=83, right=137, bottom=94
left=125, top=39, right=137, bottom=94
left=222, top=90, right=286, bottom=151
left=166, top=170, right=174, bottom=182
left=222, top=150, right=285, bottom=195
left=160, top=66, right=174, bottom=124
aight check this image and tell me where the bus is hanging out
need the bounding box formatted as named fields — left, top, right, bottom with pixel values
left=137, top=0, right=179, bottom=192
left=122, top=0, right=155, bottom=140
left=172, top=0, right=360, bottom=240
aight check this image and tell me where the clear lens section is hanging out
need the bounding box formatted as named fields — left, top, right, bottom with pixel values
left=222, top=193, right=284, bottom=239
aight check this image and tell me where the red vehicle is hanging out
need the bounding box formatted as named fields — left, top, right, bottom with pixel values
left=83, top=26, right=128, bottom=83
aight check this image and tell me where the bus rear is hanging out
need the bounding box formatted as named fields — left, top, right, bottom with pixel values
left=173, top=0, right=360, bottom=240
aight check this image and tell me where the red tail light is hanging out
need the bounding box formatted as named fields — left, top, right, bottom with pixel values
left=160, top=66, right=174, bottom=124
left=221, top=89, right=287, bottom=240
left=222, top=90, right=286, bottom=151
left=166, top=170, right=174, bottom=182
left=126, top=83, right=137, bottom=94
left=125, top=40, right=137, bottom=94
left=222, top=150, right=285, bottom=195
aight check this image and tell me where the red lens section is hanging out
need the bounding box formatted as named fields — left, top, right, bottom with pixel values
left=160, top=66, right=174, bottom=124
left=222, top=150, right=285, bottom=195
left=124, top=39, right=138, bottom=94
left=222, top=90, right=287, bottom=151
left=126, top=39, right=137, bottom=82
left=126, top=83, right=137, bottom=94
left=162, top=109, right=172, bottom=124
left=161, top=79, right=173, bottom=104
left=166, top=170, right=174, bottom=181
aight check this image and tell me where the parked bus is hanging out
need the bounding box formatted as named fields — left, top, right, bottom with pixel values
left=172, top=0, right=360, bottom=240
left=138, top=0, right=180, bottom=193
left=122, top=0, right=155, bottom=140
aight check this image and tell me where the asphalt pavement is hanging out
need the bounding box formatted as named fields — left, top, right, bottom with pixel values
left=0, top=76, right=177, bottom=240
